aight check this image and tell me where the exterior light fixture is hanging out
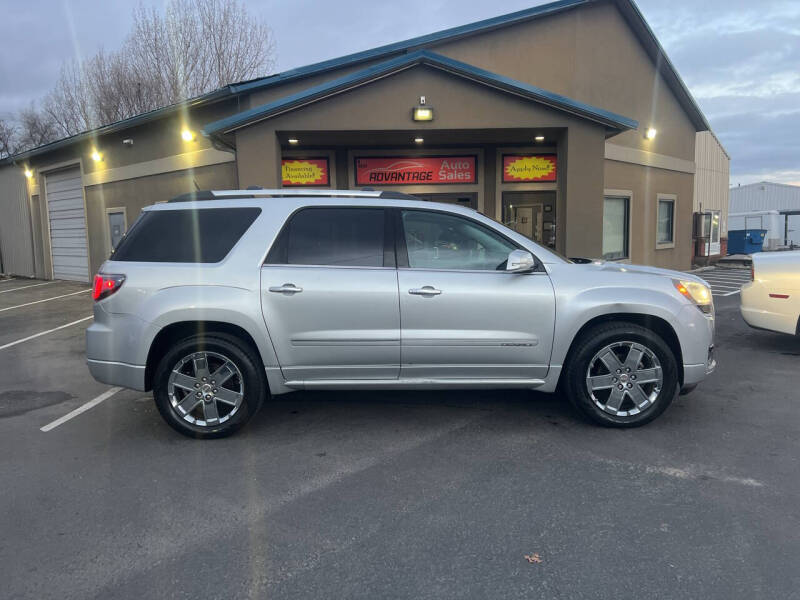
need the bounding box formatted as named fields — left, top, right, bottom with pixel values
left=24, top=168, right=33, bottom=178
left=181, top=129, right=195, bottom=142
left=645, top=127, right=657, bottom=140
left=412, top=107, right=434, bottom=121
left=91, top=150, right=102, bottom=162
left=414, top=137, right=424, bottom=144
left=288, top=138, right=299, bottom=145
left=534, top=135, right=545, bottom=142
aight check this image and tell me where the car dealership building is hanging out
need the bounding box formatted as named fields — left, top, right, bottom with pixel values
left=0, top=0, right=721, bottom=282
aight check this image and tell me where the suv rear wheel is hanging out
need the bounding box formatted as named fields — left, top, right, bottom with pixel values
left=563, top=322, right=678, bottom=427
left=153, top=333, right=267, bottom=438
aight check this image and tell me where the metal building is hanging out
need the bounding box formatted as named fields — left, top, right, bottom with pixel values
left=729, top=182, right=800, bottom=248
left=692, top=131, right=730, bottom=260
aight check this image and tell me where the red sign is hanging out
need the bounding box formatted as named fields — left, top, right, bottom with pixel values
left=502, top=154, right=557, bottom=182
left=281, top=158, right=330, bottom=187
left=355, top=156, right=477, bottom=186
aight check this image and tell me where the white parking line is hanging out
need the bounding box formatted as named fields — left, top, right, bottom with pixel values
left=40, top=387, right=122, bottom=432
left=0, top=281, right=56, bottom=294
left=0, top=289, right=90, bottom=312
left=0, top=316, right=93, bottom=351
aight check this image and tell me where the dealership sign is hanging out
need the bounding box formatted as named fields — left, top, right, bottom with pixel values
left=502, top=154, right=557, bottom=182
left=281, top=158, right=330, bottom=186
left=355, top=156, right=477, bottom=185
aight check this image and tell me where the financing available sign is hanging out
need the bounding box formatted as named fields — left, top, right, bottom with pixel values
left=281, top=158, right=330, bottom=186
left=502, top=154, right=557, bottom=182
left=355, top=156, right=477, bottom=185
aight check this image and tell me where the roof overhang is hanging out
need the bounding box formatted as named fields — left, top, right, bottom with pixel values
left=203, top=50, right=638, bottom=146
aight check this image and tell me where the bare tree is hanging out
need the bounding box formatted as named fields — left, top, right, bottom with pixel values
left=16, top=105, right=59, bottom=151
left=11, top=0, right=275, bottom=153
left=0, top=118, right=17, bottom=158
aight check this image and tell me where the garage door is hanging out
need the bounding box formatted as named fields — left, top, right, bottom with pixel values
left=45, top=167, right=89, bottom=282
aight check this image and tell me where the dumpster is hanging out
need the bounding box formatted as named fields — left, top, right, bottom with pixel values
left=727, top=229, right=767, bottom=254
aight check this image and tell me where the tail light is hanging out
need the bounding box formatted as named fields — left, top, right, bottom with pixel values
left=93, top=274, right=126, bottom=301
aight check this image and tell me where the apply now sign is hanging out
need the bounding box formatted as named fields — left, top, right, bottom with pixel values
left=355, top=156, right=477, bottom=185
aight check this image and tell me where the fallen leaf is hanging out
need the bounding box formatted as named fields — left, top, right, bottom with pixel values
left=524, top=553, right=542, bottom=563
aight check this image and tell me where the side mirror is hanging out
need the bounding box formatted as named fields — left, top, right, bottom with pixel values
left=506, top=249, right=536, bottom=273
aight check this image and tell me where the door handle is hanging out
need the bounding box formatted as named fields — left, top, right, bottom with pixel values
left=268, top=283, right=303, bottom=294
left=408, top=286, right=442, bottom=296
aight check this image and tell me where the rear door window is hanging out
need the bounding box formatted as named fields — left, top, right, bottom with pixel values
left=111, top=207, right=261, bottom=263
left=266, top=208, right=387, bottom=267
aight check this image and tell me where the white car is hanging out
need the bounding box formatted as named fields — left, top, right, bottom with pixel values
left=741, top=250, right=800, bottom=336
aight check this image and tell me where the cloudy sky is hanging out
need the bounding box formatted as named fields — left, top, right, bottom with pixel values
left=1, top=0, right=798, bottom=185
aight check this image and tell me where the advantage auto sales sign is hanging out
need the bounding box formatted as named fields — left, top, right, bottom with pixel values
left=355, top=156, right=477, bottom=185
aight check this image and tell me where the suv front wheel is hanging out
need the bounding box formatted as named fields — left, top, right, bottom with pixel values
left=563, top=322, right=679, bottom=427
left=153, top=333, right=267, bottom=438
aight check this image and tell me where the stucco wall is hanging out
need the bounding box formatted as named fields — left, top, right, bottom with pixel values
left=604, top=159, right=694, bottom=269
left=82, top=162, right=237, bottom=275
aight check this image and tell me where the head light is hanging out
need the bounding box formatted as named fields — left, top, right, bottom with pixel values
left=673, top=279, right=713, bottom=313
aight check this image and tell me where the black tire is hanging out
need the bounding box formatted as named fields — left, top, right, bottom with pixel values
left=563, top=322, right=679, bottom=427
left=153, top=333, right=267, bottom=438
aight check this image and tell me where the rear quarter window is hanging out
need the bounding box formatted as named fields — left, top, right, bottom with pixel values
left=110, top=207, right=261, bottom=263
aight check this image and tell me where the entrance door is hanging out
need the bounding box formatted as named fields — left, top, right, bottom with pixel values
left=107, top=209, right=127, bottom=253
left=261, top=206, right=400, bottom=381
left=502, top=191, right=556, bottom=249
left=396, top=208, right=556, bottom=380
left=45, top=166, right=89, bottom=281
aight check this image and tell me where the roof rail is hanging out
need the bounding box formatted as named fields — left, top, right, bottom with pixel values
left=168, top=189, right=419, bottom=202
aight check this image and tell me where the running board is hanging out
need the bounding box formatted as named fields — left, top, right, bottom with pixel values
left=283, top=378, right=546, bottom=391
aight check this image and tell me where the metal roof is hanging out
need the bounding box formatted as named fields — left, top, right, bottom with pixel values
left=2, top=0, right=707, bottom=165
left=203, top=50, right=638, bottom=140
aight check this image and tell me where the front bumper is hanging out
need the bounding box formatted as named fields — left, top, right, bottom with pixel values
left=682, top=344, right=716, bottom=387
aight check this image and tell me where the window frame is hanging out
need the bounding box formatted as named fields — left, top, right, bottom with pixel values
left=656, top=193, right=677, bottom=249
left=263, top=205, right=395, bottom=269
left=602, top=193, right=631, bottom=261
left=394, top=207, right=544, bottom=273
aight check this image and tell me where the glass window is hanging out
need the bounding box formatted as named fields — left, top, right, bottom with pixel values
left=111, top=207, right=261, bottom=263
left=657, top=198, right=675, bottom=244
left=602, top=196, right=629, bottom=260
left=710, top=210, right=720, bottom=243
left=401, top=210, right=517, bottom=270
left=267, top=208, right=385, bottom=267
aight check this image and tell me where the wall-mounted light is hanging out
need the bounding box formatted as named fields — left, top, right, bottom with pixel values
left=288, top=138, right=299, bottom=145
left=534, top=135, right=545, bottom=142
left=412, top=106, right=434, bottom=121
left=122, top=138, right=134, bottom=146
left=24, top=168, right=33, bottom=178
left=91, top=150, right=102, bottom=162
left=414, top=137, right=424, bottom=144
left=181, top=129, right=195, bottom=142
left=645, top=127, right=657, bottom=140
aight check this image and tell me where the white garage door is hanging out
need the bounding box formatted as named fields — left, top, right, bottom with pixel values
left=45, top=167, right=89, bottom=282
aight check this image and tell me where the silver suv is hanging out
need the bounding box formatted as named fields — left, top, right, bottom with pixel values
left=86, top=189, right=716, bottom=438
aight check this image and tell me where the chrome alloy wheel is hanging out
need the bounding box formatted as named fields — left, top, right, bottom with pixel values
left=585, top=341, right=663, bottom=417
left=167, top=351, right=244, bottom=426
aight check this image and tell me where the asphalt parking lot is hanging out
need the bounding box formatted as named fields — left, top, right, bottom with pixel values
left=1, top=274, right=799, bottom=599
left=699, top=266, right=753, bottom=297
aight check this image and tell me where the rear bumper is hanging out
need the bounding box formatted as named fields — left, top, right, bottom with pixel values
left=87, top=359, right=146, bottom=391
